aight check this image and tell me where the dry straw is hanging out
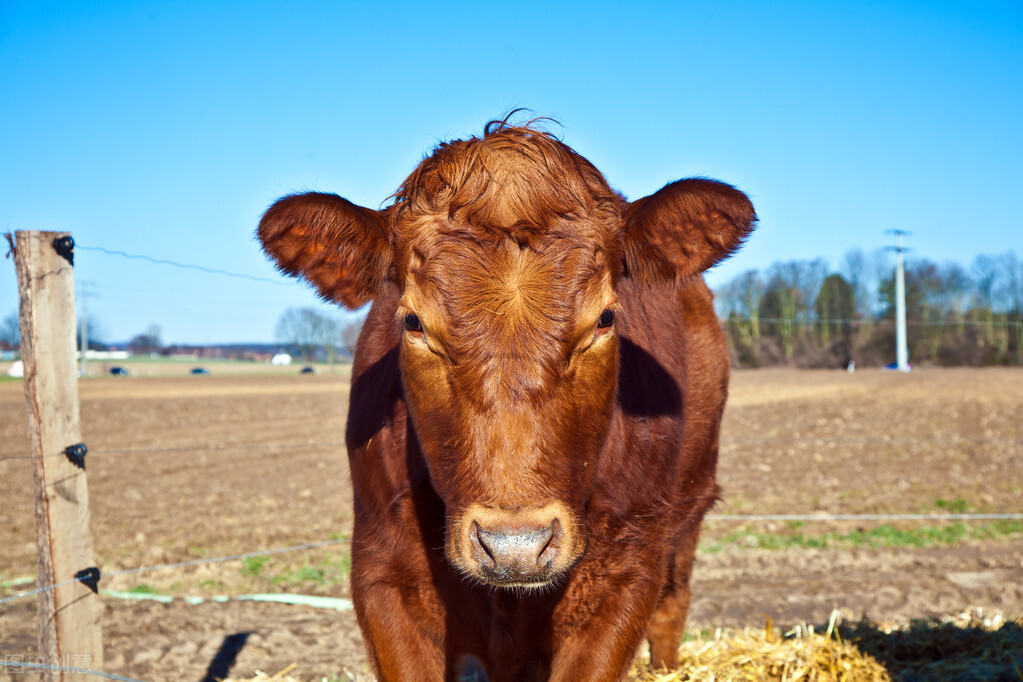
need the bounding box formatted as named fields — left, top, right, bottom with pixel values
left=629, top=611, right=889, bottom=682
left=222, top=663, right=302, bottom=681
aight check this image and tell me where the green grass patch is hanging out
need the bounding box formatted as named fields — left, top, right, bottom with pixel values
left=198, top=579, right=226, bottom=591
left=270, top=552, right=352, bottom=587
left=237, top=551, right=353, bottom=587
left=241, top=556, right=270, bottom=577
left=933, top=497, right=971, bottom=513
left=702, top=520, right=1023, bottom=553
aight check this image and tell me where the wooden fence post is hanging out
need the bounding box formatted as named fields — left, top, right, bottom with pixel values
left=13, top=231, right=103, bottom=681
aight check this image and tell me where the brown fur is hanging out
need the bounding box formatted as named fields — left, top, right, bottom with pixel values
left=258, top=120, right=756, bottom=681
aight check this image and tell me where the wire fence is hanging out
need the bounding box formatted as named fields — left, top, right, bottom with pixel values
left=3, top=239, right=1022, bottom=681
left=3, top=430, right=1020, bottom=613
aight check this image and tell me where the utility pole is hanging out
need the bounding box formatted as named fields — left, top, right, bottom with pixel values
left=77, top=281, right=95, bottom=376
left=887, top=230, right=911, bottom=372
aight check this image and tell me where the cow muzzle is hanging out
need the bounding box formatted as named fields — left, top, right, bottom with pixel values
left=451, top=502, right=585, bottom=588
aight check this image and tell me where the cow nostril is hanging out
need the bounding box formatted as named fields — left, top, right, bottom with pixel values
left=537, top=517, right=560, bottom=565
left=472, top=521, right=497, bottom=565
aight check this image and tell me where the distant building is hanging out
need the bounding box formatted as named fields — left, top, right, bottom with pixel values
left=271, top=352, right=293, bottom=366
left=79, top=350, right=130, bottom=361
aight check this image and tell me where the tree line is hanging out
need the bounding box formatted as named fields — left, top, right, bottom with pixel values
left=714, top=249, right=1023, bottom=369
left=273, top=307, right=363, bottom=363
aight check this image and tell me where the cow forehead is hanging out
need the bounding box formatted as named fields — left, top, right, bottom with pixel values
left=403, top=234, right=613, bottom=399
left=412, top=233, right=610, bottom=338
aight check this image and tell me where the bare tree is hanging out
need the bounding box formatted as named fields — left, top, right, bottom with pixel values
left=719, top=270, right=764, bottom=366
left=276, top=308, right=340, bottom=362
left=816, top=273, right=855, bottom=348
left=935, top=262, right=972, bottom=322
left=972, top=254, right=1000, bottom=311
left=341, top=315, right=365, bottom=356
left=1, top=311, right=20, bottom=351
left=794, top=258, right=829, bottom=325
left=871, top=249, right=894, bottom=319
left=840, top=249, right=872, bottom=319
left=716, top=272, right=757, bottom=366
left=999, top=252, right=1023, bottom=363
left=995, top=251, right=1022, bottom=313
left=761, top=263, right=804, bottom=362
left=972, top=254, right=1001, bottom=351
left=129, top=324, right=163, bottom=355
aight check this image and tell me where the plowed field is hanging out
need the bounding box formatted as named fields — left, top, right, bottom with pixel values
left=1, top=367, right=1021, bottom=680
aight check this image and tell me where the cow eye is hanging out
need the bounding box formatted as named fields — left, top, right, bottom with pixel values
left=404, top=314, right=424, bottom=335
left=597, top=309, right=615, bottom=329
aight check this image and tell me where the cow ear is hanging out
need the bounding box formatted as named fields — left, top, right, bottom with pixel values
left=257, top=192, right=391, bottom=309
left=621, top=178, right=756, bottom=284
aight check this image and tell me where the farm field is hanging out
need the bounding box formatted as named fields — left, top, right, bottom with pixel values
left=1, top=367, right=1021, bottom=680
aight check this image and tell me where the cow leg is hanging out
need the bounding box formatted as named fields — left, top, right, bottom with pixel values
left=353, top=579, right=447, bottom=680
left=646, top=530, right=699, bottom=670
left=350, top=509, right=450, bottom=680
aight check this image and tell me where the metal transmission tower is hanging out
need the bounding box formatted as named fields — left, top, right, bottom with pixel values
left=886, top=230, right=911, bottom=372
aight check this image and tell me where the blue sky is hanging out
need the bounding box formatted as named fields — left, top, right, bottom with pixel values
left=2, top=1, right=1020, bottom=344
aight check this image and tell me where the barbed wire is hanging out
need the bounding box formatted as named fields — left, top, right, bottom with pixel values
left=723, top=435, right=1021, bottom=445
left=75, top=243, right=288, bottom=286
left=706, top=513, right=1023, bottom=522
left=0, top=440, right=344, bottom=464
left=1, top=431, right=1018, bottom=466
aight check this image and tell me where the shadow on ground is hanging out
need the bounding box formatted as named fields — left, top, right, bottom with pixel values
left=838, top=617, right=1023, bottom=682
left=201, top=632, right=252, bottom=682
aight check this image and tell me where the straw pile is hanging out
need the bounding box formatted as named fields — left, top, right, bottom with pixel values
left=629, top=611, right=890, bottom=682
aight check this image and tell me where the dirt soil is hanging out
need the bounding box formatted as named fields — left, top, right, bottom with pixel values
left=1, top=367, right=1021, bottom=680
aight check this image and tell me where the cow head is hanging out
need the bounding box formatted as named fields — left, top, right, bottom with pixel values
left=258, top=122, right=755, bottom=588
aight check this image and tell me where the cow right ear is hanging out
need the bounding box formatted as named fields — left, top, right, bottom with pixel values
left=257, top=192, right=391, bottom=309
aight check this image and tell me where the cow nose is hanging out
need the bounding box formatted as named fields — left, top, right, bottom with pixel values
left=471, top=520, right=558, bottom=583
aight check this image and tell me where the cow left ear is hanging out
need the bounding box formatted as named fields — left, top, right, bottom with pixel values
left=621, top=178, right=756, bottom=283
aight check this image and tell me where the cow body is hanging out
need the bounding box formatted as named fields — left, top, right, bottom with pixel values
left=258, top=120, right=755, bottom=681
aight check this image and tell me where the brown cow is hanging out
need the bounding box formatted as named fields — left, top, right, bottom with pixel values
left=258, top=119, right=756, bottom=681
